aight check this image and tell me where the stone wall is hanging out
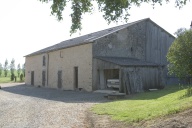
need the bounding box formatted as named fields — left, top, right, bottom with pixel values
left=25, top=43, right=93, bottom=91
left=92, top=21, right=146, bottom=60
left=25, top=53, right=48, bottom=86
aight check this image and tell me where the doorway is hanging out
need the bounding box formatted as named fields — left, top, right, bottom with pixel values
left=74, top=67, right=78, bottom=89
left=42, top=71, right=46, bottom=86
left=57, top=70, right=62, bottom=89
left=102, top=69, right=119, bottom=90
left=31, top=71, right=34, bottom=85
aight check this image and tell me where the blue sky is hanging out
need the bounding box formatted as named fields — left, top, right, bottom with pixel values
left=0, top=0, right=191, bottom=66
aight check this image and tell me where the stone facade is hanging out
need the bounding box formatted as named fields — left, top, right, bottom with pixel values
left=25, top=43, right=93, bottom=91
left=93, top=22, right=146, bottom=60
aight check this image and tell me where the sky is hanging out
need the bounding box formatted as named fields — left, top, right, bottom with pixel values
left=0, top=0, right=192, bottom=67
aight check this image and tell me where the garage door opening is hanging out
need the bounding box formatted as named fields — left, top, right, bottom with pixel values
left=104, top=69, right=119, bottom=90
left=98, top=69, right=120, bottom=90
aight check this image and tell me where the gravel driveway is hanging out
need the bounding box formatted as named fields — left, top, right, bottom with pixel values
left=0, top=83, right=108, bottom=128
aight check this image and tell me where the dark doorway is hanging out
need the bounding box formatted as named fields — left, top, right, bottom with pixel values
left=104, top=69, right=119, bottom=80
left=42, top=71, right=46, bottom=86
left=74, top=67, right=78, bottom=89
left=31, top=71, right=34, bottom=85
left=57, top=70, right=62, bottom=89
left=104, top=69, right=120, bottom=90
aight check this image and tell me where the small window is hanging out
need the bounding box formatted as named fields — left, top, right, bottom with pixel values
left=131, top=47, right=133, bottom=52
left=60, top=51, right=63, bottom=58
left=43, top=56, right=46, bottom=66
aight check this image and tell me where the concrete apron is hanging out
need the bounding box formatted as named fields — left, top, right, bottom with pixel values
left=94, top=90, right=126, bottom=100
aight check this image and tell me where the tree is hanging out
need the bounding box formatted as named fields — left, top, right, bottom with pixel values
left=10, top=58, right=15, bottom=81
left=167, top=30, right=192, bottom=78
left=4, top=59, right=8, bottom=77
left=0, top=63, right=2, bottom=77
left=174, top=28, right=187, bottom=37
left=10, top=59, right=15, bottom=74
left=38, top=0, right=189, bottom=34
left=17, top=64, right=21, bottom=77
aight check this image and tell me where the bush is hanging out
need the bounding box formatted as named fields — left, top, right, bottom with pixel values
left=180, top=85, right=192, bottom=98
left=20, top=74, right=24, bottom=81
left=185, top=86, right=192, bottom=97
left=11, top=73, right=15, bottom=81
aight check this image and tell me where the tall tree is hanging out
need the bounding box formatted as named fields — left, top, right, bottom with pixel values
left=4, top=59, right=8, bottom=77
left=174, top=28, right=187, bottom=37
left=17, top=64, right=21, bottom=77
left=38, top=0, right=189, bottom=34
left=10, top=58, right=15, bottom=75
left=0, top=63, right=2, bottom=77
left=10, top=58, right=16, bottom=81
left=167, top=30, right=192, bottom=78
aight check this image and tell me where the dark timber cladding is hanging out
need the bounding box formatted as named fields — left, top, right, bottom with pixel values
left=145, top=20, right=174, bottom=64
left=92, top=19, right=174, bottom=94
left=120, top=66, right=164, bottom=94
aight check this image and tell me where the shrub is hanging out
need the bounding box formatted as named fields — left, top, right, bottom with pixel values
left=185, top=86, right=192, bottom=97
left=20, top=74, right=24, bottom=81
left=11, top=73, right=15, bottom=81
left=180, top=86, right=192, bottom=99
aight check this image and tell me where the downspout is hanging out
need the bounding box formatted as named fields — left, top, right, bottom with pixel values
left=47, top=53, right=49, bottom=86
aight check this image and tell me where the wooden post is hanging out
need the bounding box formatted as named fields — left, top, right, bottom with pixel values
left=119, top=68, right=124, bottom=93
left=99, top=69, right=105, bottom=89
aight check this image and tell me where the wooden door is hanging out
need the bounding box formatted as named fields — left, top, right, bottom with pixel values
left=31, top=71, right=34, bottom=85
left=57, top=71, right=62, bottom=89
left=74, top=67, right=78, bottom=89
left=42, top=71, right=46, bottom=86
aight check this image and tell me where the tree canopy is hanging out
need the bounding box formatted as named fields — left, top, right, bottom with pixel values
left=4, top=59, right=8, bottom=77
left=167, top=30, right=192, bottom=78
left=38, top=0, right=189, bottom=34
left=0, top=63, right=2, bottom=77
left=10, top=58, right=15, bottom=74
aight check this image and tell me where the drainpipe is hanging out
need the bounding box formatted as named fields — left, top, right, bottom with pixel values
left=47, top=53, right=49, bottom=86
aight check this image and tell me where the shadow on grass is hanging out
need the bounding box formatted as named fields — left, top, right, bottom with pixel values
left=125, top=85, right=182, bottom=100
left=0, top=83, right=108, bottom=103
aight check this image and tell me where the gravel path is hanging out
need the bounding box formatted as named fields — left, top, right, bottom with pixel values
left=0, top=83, right=107, bottom=128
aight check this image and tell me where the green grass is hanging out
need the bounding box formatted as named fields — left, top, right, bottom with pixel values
left=92, top=85, right=192, bottom=123
left=0, top=70, right=25, bottom=83
left=0, top=76, right=13, bottom=83
left=0, top=76, right=25, bottom=83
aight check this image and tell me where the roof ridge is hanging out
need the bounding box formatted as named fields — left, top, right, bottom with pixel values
left=25, top=18, right=150, bottom=57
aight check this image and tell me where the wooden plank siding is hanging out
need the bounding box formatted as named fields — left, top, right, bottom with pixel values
left=145, top=21, right=174, bottom=65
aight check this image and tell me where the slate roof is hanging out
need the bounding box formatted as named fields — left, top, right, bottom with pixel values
left=95, top=56, right=161, bottom=67
left=25, top=18, right=175, bottom=57
left=25, top=18, right=149, bottom=57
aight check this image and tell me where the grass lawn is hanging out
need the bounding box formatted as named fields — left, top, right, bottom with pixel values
left=0, top=76, right=24, bottom=83
left=0, top=77, right=13, bottom=83
left=0, top=71, right=25, bottom=83
left=92, top=85, right=192, bottom=123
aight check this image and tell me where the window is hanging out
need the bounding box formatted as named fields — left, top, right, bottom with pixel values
left=60, top=51, right=63, bottom=58
left=43, top=56, right=46, bottom=66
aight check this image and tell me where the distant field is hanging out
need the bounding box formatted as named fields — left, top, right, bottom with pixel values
left=0, top=76, right=24, bottom=83
left=92, top=85, right=192, bottom=124
left=0, top=77, right=12, bottom=83
left=0, top=71, right=24, bottom=83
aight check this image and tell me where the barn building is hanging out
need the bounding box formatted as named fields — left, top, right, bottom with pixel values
left=25, top=18, right=175, bottom=94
